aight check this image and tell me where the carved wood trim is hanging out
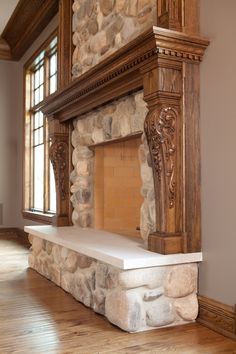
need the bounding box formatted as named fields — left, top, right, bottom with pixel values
left=48, top=119, right=70, bottom=226
left=41, top=26, right=209, bottom=253
left=145, top=106, right=177, bottom=210
left=42, top=27, right=208, bottom=121
left=197, top=295, right=236, bottom=341
left=1, top=0, right=58, bottom=60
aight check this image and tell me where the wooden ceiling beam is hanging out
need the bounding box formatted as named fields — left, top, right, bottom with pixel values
left=1, top=0, right=58, bottom=61
left=0, top=38, right=12, bottom=60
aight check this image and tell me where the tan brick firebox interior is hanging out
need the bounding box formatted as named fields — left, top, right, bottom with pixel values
left=94, top=136, right=143, bottom=237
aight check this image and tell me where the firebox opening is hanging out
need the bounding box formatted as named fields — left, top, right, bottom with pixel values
left=94, top=136, right=143, bottom=238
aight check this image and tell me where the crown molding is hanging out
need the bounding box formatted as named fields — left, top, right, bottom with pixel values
left=1, top=0, right=58, bottom=61
left=41, top=26, right=209, bottom=122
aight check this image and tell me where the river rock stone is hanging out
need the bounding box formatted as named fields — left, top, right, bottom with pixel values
left=99, top=0, right=115, bottom=16
left=93, top=288, right=106, bottom=315
left=124, top=0, right=138, bottom=16
left=88, top=18, right=99, bottom=35
left=64, top=251, right=79, bottom=273
left=118, top=267, right=167, bottom=289
left=96, top=263, right=109, bottom=288
left=52, top=245, right=61, bottom=265
left=32, top=237, right=44, bottom=255
left=76, top=160, right=90, bottom=177
left=77, top=254, right=93, bottom=269
left=146, top=297, right=175, bottom=327
left=77, top=212, right=92, bottom=228
left=61, top=271, right=74, bottom=293
left=90, top=30, right=108, bottom=54
left=75, top=188, right=91, bottom=204
left=105, top=290, right=145, bottom=332
left=174, top=293, right=199, bottom=321
left=46, top=241, right=53, bottom=255
left=164, top=264, right=198, bottom=298
left=143, top=287, right=164, bottom=301
left=73, top=273, right=92, bottom=307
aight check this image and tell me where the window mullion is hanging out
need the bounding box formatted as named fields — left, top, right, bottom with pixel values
left=44, top=118, right=49, bottom=213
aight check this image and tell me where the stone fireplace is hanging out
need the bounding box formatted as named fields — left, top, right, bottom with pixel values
left=70, top=91, right=155, bottom=241
left=25, top=7, right=209, bottom=332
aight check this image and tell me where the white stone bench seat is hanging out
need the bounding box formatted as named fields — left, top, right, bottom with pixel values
left=24, top=225, right=202, bottom=270
left=25, top=225, right=202, bottom=332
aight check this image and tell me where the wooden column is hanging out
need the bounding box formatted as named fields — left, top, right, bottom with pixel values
left=142, top=58, right=185, bottom=254
left=48, top=119, right=71, bottom=226
left=58, top=0, right=73, bottom=88
left=48, top=0, right=73, bottom=226
left=157, top=0, right=199, bottom=35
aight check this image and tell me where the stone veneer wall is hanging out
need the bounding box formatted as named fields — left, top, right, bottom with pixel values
left=72, top=0, right=157, bottom=77
left=29, top=235, right=199, bottom=332
left=70, top=91, right=155, bottom=241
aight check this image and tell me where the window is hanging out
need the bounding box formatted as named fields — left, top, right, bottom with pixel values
left=23, top=34, right=57, bottom=222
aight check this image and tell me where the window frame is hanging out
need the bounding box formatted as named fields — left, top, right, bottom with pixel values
left=23, top=30, right=58, bottom=224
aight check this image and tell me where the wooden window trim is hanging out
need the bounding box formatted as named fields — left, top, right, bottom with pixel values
left=23, top=30, right=58, bottom=224
left=22, top=210, right=53, bottom=224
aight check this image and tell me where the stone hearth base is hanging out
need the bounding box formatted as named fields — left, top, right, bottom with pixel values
left=28, top=234, right=199, bottom=332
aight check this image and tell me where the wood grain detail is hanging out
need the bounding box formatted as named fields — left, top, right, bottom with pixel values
left=1, top=0, right=58, bottom=60
left=197, top=295, right=236, bottom=341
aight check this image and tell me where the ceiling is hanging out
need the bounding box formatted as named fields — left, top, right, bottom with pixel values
left=0, top=0, right=19, bottom=35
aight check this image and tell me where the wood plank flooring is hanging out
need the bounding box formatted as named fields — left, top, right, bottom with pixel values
left=0, top=234, right=235, bottom=354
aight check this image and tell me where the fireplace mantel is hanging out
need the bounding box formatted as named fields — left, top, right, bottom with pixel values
left=42, top=27, right=208, bottom=122
left=41, top=26, right=209, bottom=255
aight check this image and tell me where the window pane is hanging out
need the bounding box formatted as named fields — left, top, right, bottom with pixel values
left=39, top=65, right=44, bottom=85
left=39, top=85, right=44, bottom=101
left=50, top=74, right=57, bottom=94
left=49, top=162, right=56, bottom=212
left=34, top=88, right=40, bottom=105
left=34, top=112, right=40, bottom=129
left=34, top=144, right=44, bottom=210
left=34, top=70, right=40, bottom=89
left=35, top=51, right=44, bottom=65
left=39, top=111, right=44, bottom=126
left=50, top=37, right=57, bottom=49
left=50, top=53, right=57, bottom=76
left=34, top=111, right=44, bottom=129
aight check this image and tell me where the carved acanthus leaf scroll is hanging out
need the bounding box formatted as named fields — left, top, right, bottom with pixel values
left=49, top=139, right=69, bottom=200
left=145, top=106, right=177, bottom=208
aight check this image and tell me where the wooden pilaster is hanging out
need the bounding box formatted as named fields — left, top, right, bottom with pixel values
left=157, top=0, right=199, bottom=35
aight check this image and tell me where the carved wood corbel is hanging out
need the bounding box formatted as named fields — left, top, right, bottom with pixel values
left=141, top=59, right=185, bottom=254
left=48, top=118, right=71, bottom=226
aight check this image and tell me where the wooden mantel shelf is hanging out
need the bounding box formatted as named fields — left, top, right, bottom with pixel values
left=43, top=25, right=209, bottom=256
left=41, top=26, right=209, bottom=122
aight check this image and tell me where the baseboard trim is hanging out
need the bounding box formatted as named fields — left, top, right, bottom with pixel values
left=197, top=295, right=236, bottom=341
left=0, top=227, right=30, bottom=245
left=0, top=227, right=18, bottom=236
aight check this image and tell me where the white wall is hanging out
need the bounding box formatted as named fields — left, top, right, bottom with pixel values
left=0, top=60, right=19, bottom=227
left=199, top=0, right=236, bottom=306
left=15, top=15, right=58, bottom=229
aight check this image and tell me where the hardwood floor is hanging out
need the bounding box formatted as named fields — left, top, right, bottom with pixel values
left=0, top=234, right=235, bottom=354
